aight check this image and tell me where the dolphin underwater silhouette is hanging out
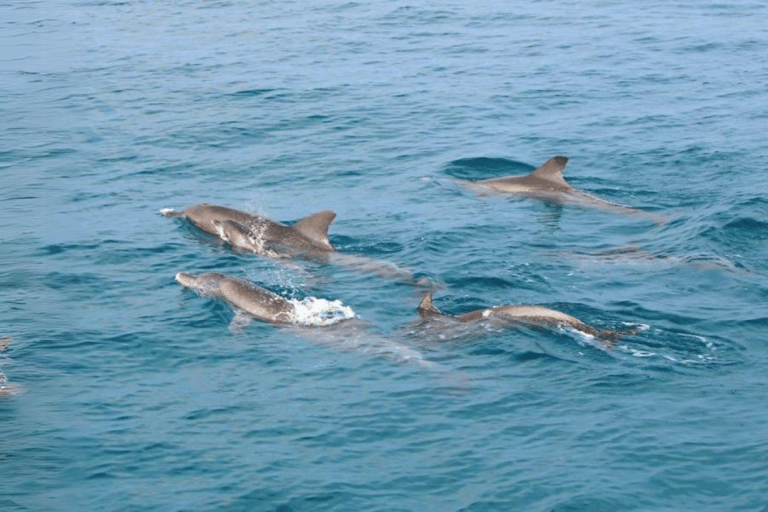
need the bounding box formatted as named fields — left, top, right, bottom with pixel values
left=417, top=292, right=639, bottom=344
left=457, top=155, right=659, bottom=220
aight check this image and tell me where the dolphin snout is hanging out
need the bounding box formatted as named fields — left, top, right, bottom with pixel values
left=175, top=272, right=196, bottom=287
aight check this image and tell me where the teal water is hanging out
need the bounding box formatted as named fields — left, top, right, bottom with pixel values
left=2, top=1, right=768, bottom=510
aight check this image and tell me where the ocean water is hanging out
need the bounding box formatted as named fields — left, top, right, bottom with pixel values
left=2, top=0, right=768, bottom=510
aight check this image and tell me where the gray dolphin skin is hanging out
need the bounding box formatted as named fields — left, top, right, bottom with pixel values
left=164, top=204, right=335, bottom=258
left=417, top=292, right=638, bottom=343
left=458, top=155, right=657, bottom=220
left=176, top=271, right=298, bottom=324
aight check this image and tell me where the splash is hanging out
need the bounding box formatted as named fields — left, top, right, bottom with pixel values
left=0, top=371, right=23, bottom=397
left=239, top=219, right=269, bottom=256
left=287, top=297, right=356, bottom=327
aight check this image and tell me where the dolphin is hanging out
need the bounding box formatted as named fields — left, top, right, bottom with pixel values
left=457, top=155, right=659, bottom=221
left=164, top=204, right=335, bottom=258
left=549, top=244, right=744, bottom=273
left=0, top=337, right=22, bottom=397
left=164, top=204, right=431, bottom=285
left=176, top=271, right=301, bottom=325
left=417, top=292, right=639, bottom=344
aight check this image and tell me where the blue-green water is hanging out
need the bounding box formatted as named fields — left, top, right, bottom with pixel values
left=2, top=1, right=768, bottom=510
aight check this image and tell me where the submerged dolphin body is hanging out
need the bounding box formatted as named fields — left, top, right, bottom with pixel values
left=164, top=204, right=335, bottom=258
left=417, top=292, right=638, bottom=344
left=458, top=155, right=658, bottom=220
left=176, top=272, right=301, bottom=324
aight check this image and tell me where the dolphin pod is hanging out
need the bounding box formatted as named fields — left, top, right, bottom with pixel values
left=417, top=292, right=639, bottom=344
left=168, top=154, right=656, bottom=364
left=457, top=155, right=662, bottom=222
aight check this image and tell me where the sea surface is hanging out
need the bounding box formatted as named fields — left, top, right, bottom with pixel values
left=2, top=1, right=768, bottom=510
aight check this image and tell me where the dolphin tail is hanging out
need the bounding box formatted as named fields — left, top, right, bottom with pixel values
left=0, top=337, right=11, bottom=351
left=293, top=210, right=337, bottom=251
left=528, top=155, right=570, bottom=187
left=589, top=324, right=643, bottom=348
left=417, top=292, right=442, bottom=318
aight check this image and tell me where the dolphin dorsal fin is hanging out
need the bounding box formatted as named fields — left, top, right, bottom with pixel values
left=529, top=155, right=570, bottom=188
left=293, top=210, right=336, bottom=250
left=417, top=292, right=442, bottom=318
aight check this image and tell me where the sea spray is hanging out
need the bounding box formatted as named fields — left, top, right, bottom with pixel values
left=288, top=297, right=356, bottom=327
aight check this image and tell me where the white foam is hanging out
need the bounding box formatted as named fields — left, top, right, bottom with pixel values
left=627, top=348, right=657, bottom=358
left=159, top=207, right=176, bottom=216
left=288, top=297, right=356, bottom=327
left=243, top=221, right=269, bottom=255
left=0, top=371, right=23, bottom=397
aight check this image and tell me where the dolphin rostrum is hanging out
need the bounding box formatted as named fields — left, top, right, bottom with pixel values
left=417, top=292, right=639, bottom=344
left=458, top=155, right=659, bottom=221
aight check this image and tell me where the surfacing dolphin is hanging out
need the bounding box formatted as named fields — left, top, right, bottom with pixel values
left=417, top=292, right=639, bottom=345
left=164, top=204, right=430, bottom=285
left=457, top=155, right=661, bottom=222
left=176, top=272, right=302, bottom=324
left=0, top=337, right=22, bottom=397
left=164, top=204, right=335, bottom=258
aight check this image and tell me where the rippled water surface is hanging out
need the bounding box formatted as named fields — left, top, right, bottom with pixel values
left=2, top=1, right=768, bottom=510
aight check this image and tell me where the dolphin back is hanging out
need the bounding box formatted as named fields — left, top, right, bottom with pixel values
left=217, top=276, right=297, bottom=324
left=481, top=155, right=571, bottom=190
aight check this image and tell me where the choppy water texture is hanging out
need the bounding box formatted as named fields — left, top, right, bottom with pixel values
left=2, top=1, right=768, bottom=510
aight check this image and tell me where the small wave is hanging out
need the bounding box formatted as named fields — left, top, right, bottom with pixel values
left=288, top=297, right=356, bottom=327
left=626, top=348, right=657, bottom=358
left=620, top=329, right=716, bottom=365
